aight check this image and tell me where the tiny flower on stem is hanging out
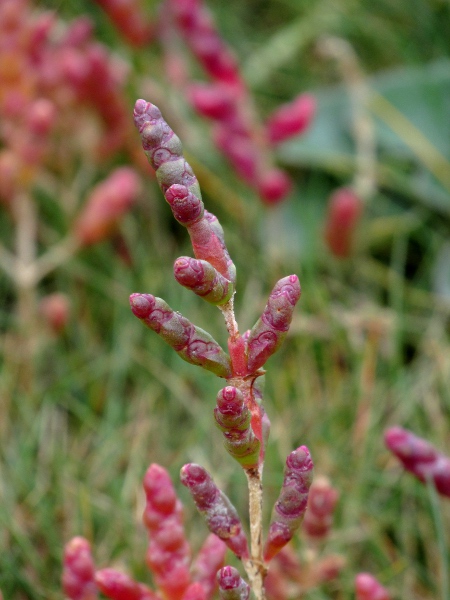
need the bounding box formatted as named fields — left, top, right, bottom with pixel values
left=180, top=463, right=249, bottom=559
left=384, top=426, right=450, bottom=497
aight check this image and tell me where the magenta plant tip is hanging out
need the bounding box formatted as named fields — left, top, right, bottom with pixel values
left=130, top=293, right=232, bottom=378
left=174, top=257, right=234, bottom=305
left=214, top=386, right=260, bottom=469
left=384, top=426, right=450, bottom=497
left=263, top=446, right=313, bottom=562
left=180, top=464, right=249, bottom=559
left=217, top=567, right=250, bottom=600
left=247, top=275, right=301, bottom=372
left=133, top=99, right=202, bottom=199
left=165, top=184, right=204, bottom=226
left=62, top=537, right=98, bottom=600
left=355, top=573, right=391, bottom=600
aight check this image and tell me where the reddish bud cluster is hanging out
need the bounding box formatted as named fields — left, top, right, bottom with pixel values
left=62, top=537, right=97, bottom=600
left=169, top=0, right=242, bottom=88
left=264, top=447, right=314, bottom=562
left=133, top=100, right=236, bottom=283
left=74, top=167, right=141, bottom=246
left=302, top=476, right=339, bottom=540
left=143, top=464, right=192, bottom=600
left=180, top=463, right=249, bottom=559
left=63, top=465, right=227, bottom=600
left=214, top=386, right=260, bottom=469
left=323, top=187, right=363, bottom=258
left=174, top=257, right=234, bottom=305
left=266, top=94, right=316, bottom=145
left=355, top=573, right=391, bottom=600
left=384, top=427, right=450, bottom=497
left=0, top=0, right=136, bottom=206
left=165, top=0, right=314, bottom=205
left=217, top=566, right=250, bottom=600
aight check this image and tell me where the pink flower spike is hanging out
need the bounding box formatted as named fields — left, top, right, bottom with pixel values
left=74, top=168, right=141, bottom=246
left=180, top=464, right=249, bottom=559
left=214, top=386, right=260, bottom=470
left=95, top=568, right=160, bottom=600
left=129, top=294, right=232, bottom=378
left=355, top=573, right=391, bottom=600
left=266, top=93, right=316, bottom=145
left=263, top=446, right=314, bottom=562
left=256, top=169, right=292, bottom=205
left=384, top=427, right=450, bottom=497
left=217, top=567, right=250, bottom=600
left=142, top=464, right=191, bottom=600
left=62, top=537, right=98, bottom=600
left=174, top=257, right=233, bottom=305
left=246, top=275, right=301, bottom=373
left=323, top=187, right=363, bottom=258
left=188, top=83, right=235, bottom=120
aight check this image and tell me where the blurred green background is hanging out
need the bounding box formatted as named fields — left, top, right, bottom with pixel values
left=1, top=0, right=449, bottom=598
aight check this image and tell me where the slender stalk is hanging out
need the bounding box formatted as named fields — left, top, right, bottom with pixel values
left=13, top=191, right=39, bottom=390
left=32, top=235, right=79, bottom=284
left=243, top=467, right=266, bottom=600
left=219, top=295, right=239, bottom=338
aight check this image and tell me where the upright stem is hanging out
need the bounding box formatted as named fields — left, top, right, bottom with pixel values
left=220, top=299, right=267, bottom=600
left=13, top=191, right=39, bottom=390
left=244, top=467, right=266, bottom=600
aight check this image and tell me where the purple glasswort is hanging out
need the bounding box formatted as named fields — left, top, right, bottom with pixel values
left=129, top=293, right=231, bottom=378
left=214, top=386, right=260, bottom=470
left=62, top=537, right=98, bottom=600
left=264, top=446, right=314, bottom=562
left=246, top=275, right=301, bottom=373
left=385, top=426, right=450, bottom=497
left=180, top=463, right=249, bottom=559
left=217, top=567, right=250, bottom=600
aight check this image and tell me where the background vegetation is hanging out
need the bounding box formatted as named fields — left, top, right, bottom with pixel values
left=1, top=0, right=449, bottom=598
